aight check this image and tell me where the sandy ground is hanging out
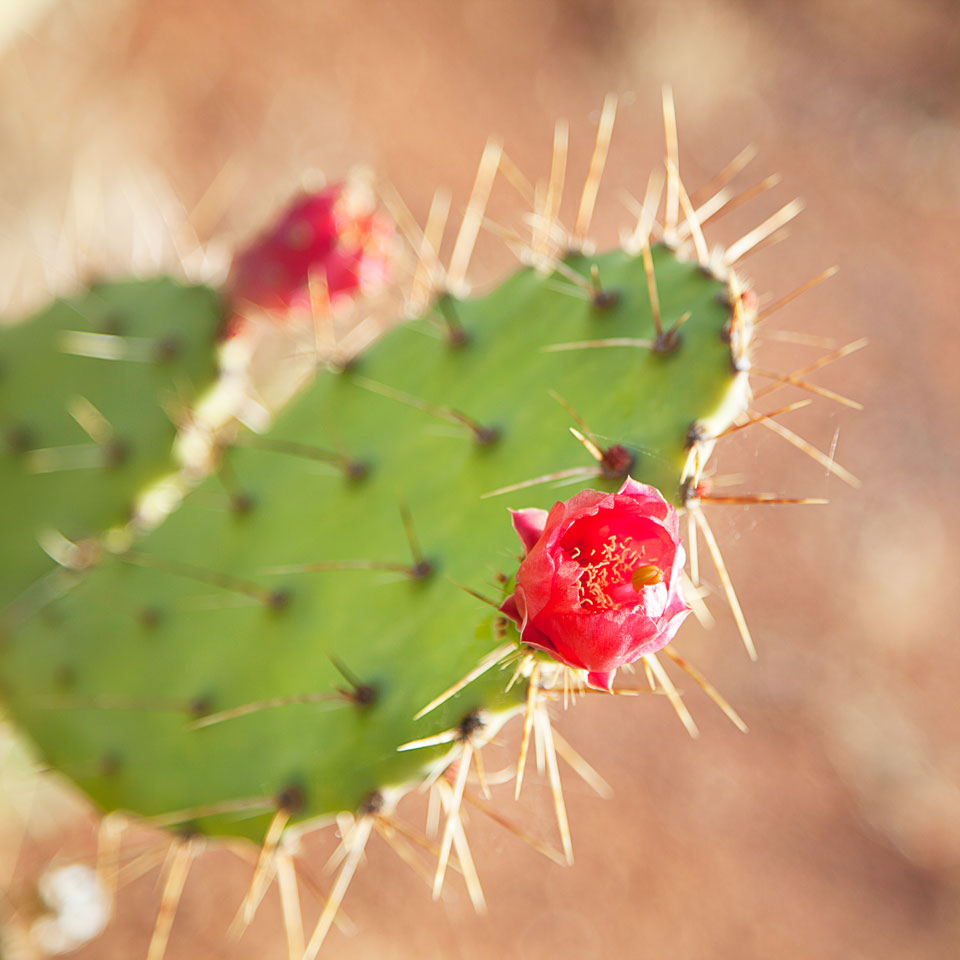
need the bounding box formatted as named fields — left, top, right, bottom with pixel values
left=1, top=0, right=959, bottom=957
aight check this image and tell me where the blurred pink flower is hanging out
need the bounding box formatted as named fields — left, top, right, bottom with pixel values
left=223, top=180, right=393, bottom=336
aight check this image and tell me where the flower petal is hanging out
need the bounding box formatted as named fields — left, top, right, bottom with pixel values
left=586, top=669, right=616, bottom=692
left=499, top=594, right=522, bottom=625
left=615, top=476, right=670, bottom=520
left=509, top=508, right=549, bottom=555
left=616, top=475, right=661, bottom=499
left=519, top=617, right=563, bottom=660
left=509, top=480, right=689, bottom=681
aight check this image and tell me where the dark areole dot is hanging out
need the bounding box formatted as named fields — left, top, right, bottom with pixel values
left=137, top=606, right=163, bottom=630
left=654, top=329, right=682, bottom=355
left=697, top=263, right=716, bottom=279
left=600, top=444, right=634, bottom=480
left=153, top=335, right=182, bottom=363
left=359, top=790, right=384, bottom=816
left=410, top=559, right=434, bottom=582
left=276, top=783, right=306, bottom=814
left=100, top=312, right=126, bottom=336
left=435, top=294, right=469, bottom=348
left=685, top=421, right=707, bottom=448
left=447, top=325, right=471, bottom=348
left=188, top=695, right=213, bottom=718
left=334, top=354, right=361, bottom=375
left=345, top=459, right=370, bottom=482
left=714, top=290, right=734, bottom=308
left=458, top=710, right=485, bottom=740
left=103, top=438, right=130, bottom=468
left=351, top=682, right=378, bottom=707
left=5, top=424, right=34, bottom=454
left=591, top=288, right=620, bottom=310
left=230, top=492, right=256, bottom=515
left=98, top=752, right=123, bottom=777
left=474, top=424, right=501, bottom=447
left=268, top=588, right=291, bottom=611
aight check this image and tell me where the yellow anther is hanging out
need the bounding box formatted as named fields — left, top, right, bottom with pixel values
left=631, top=564, right=663, bottom=590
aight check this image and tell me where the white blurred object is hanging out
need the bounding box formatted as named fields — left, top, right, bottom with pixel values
left=29, top=864, right=111, bottom=955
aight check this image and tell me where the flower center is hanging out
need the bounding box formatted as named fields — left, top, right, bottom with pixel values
left=569, top=534, right=660, bottom=609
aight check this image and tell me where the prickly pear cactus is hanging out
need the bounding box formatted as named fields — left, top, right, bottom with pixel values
left=0, top=97, right=855, bottom=957
left=0, top=241, right=743, bottom=833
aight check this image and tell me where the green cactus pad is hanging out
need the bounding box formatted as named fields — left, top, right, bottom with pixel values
left=0, top=246, right=747, bottom=841
left=0, top=278, right=222, bottom=611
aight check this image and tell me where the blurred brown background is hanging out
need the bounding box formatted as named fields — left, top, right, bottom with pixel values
left=1, top=0, right=958, bottom=957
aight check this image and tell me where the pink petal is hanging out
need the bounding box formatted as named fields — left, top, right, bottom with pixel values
left=616, top=475, right=661, bottom=499
left=586, top=669, right=616, bottom=692
left=499, top=594, right=522, bottom=625
left=519, top=618, right=562, bottom=660
left=510, top=508, right=549, bottom=555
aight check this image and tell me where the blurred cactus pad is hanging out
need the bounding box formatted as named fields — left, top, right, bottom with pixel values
left=0, top=279, right=221, bottom=609
left=0, top=96, right=851, bottom=955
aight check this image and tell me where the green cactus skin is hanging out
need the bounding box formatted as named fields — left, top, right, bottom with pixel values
left=0, top=244, right=749, bottom=842
left=0, top=278, right=221, bottom=612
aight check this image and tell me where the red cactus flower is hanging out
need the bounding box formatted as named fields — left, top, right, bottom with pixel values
left=501, top=477, right=690, bottom=691
left=223, top=179, right=393, bottom=337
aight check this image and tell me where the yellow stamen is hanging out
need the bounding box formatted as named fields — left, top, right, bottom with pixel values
left=630, top=564, right=663, bottom=589
left=573, top=534, right=653, bottom=609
